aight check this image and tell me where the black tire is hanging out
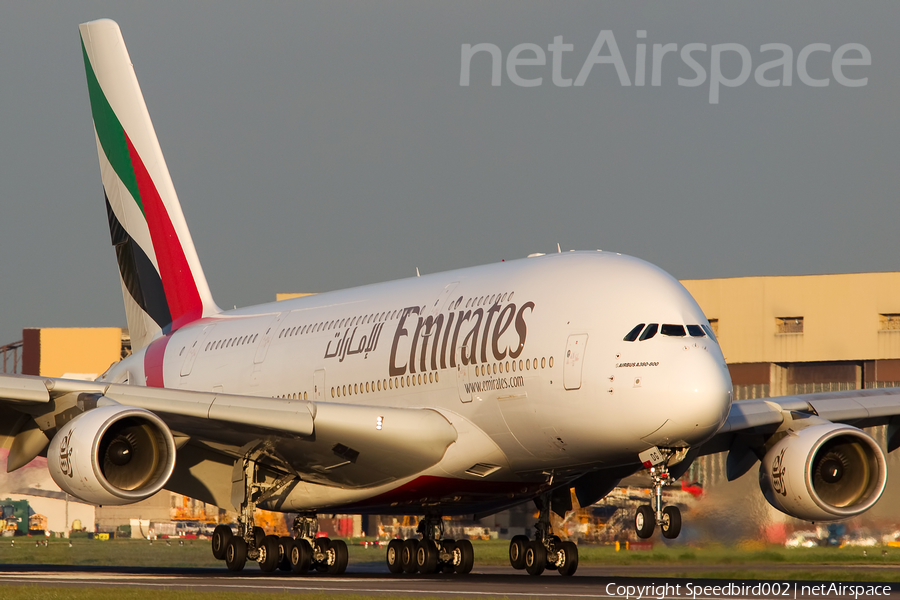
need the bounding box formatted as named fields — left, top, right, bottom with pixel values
left=455, top=539, right=474, bottom=575
left=252, top=526, right=266, bottom=549
left=277, top=536, right=293, bottom=571
left=440, top=540, right=456, bottom=573
left=386, top=538, right=404, bottom=574
left=290, top=538, right=313, bottom=574
left=635, top=505, right=655, bottom=539
left=326, top=539, right=349, bottom=574
left=509, top=535, right=528, bottom=570
left=416, top=539, right=439, bottom=574
left=225, top=536, right=247, bottom=572
left=401, top=538, right=419, bottom=574
left=314, top=537, right=331, bottom=573
left=558, top=541, right=579, bottom=576
left=524, top=540, right=546, bottom=576
left=211, top=525, right=232, bottom=560
left=258, top=535, right=280, bottom=572
left=661, top=505, right=682, bottom=539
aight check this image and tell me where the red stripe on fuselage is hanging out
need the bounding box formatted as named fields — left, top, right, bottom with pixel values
left=144, top=335, right=170, bottom=388
left=125, top=133, right=202, bottom=331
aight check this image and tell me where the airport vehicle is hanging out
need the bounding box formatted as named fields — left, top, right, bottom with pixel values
left=1, top=18, right=898, bottom=577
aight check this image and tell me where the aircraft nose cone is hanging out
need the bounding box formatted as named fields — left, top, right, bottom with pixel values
left=642, top=346, right=732, bottom=447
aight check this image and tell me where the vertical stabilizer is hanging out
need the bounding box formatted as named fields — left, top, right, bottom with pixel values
left=79, top=19, right=219, bottom=351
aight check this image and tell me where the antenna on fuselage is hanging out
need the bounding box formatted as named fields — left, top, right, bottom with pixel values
left=416, top=267, right=420, bottom=277
left=557, top=243, right=561, bottom=253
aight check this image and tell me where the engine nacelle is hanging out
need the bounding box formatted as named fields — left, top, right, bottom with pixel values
left=759, top=423, right=886, bottom=521
left=48, top=404, right=176, bottom=505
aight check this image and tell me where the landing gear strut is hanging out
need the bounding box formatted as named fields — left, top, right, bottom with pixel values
left=211, top=443, right=348, bottom=575
left=509, top=494, right=578, bottom=576
left=385, top=516, right=473, bottom=575
left=634, top=452, right=682, bottom=540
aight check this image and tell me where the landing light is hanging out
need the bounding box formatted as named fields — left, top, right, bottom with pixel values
left=376, top=416, right=384, bottom=431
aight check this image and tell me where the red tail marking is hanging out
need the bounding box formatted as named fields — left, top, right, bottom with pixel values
left=125, top=133, right=202, bottom=331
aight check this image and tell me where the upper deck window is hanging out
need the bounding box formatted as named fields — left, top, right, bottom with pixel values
left=623, top=323, right=645, bottom=342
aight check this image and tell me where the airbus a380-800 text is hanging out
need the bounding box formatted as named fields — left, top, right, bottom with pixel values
left=0, top=19, right=897, bottom=577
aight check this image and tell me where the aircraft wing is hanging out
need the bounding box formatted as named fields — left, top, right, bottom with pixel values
left=0, top=373, right=458, bottom=489
left=698, top=387, right=900, bottom=477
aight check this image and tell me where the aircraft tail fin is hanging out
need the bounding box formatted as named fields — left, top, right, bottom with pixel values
left=79, top=19, right=219, bottom=351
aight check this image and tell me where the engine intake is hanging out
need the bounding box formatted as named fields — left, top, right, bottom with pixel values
left=759, top=423, right=886, bottom=521
left=48, top=404, right=176, bottom=505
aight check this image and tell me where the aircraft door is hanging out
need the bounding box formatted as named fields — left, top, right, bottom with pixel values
left=456, top=346, right=473, bottom=403
left=563, top=333, right=588, bottom=390
left=254, top=311, right=288, bottom=364
left=314, top=369, right=326, bottom=402
left=180, top=324, right=215, bottom=377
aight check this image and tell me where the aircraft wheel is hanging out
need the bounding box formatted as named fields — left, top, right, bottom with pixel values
left=386, top=538, right=404, bottom=573
left=440, top=540, right=457, bottom=573
left=455, top=539, right=474, bottom=575
left=211, top=524, right=232, bottom=560
left=326, top=539, right=349, bottom=574
left=661, top=506, right=682, bottom=539
left=524, top=540, right=546, bottom=576
left=558, top=541, right=579, bottom=576
left=224, top=536, right=247, bottom=572
left=314, top=537, right=331, bottom=572
left=401, top=538, right=419, bottom=573
left=258, top=535, right=280, bottom=572
left=509, top=535, right=528, bottom=570
left=277, top=536, right=293, bottom=571
left=290, top=538, right=312, bottom=574
left=252, top=526, right=266, bottom=549
left=416, top=539, right=439, bottom=574
left=635, top=505, right=655, bottom=539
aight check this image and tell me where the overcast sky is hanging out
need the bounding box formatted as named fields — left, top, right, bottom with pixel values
left=0, top=1, right=898, bottom=344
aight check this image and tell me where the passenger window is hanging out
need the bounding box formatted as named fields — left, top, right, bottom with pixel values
left=639, top=324, right=659, bottom=341
left=661, top=324, right=686, bottom=337
left=687, top=325, right=705, bottom=337
left=623, top=323, right=645, bottom=342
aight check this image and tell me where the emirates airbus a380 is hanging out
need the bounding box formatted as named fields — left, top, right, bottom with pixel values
left=1, top=19, right=897, bottom=577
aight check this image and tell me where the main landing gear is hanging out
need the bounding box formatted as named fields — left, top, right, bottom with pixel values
left=385, top=516, right=474, bottom=575
left=210, top=445, right=349, bottom=575
left=634, top=458, right=682, bottom=540
left=509, top=495, right=578, bottom=576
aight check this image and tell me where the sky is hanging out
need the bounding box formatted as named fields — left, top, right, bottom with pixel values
left=0, top=1, right=898, bottom=345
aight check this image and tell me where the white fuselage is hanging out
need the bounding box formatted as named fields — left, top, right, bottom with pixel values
left=104, top=251, right=733, bottom=514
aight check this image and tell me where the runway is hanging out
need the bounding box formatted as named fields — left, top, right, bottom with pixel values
left=0, top=564, right=897, bottom=599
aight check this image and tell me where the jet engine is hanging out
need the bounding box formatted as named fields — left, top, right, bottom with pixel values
left=48, top=404, right=176, bottom=505
left=759, top=423, right=886, bottom=522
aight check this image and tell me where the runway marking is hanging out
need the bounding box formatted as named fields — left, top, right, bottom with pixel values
left=0, top=573, right=620, bottom=598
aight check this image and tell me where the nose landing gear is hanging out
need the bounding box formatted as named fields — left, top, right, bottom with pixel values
left=634, top=450, right=683, bottom=540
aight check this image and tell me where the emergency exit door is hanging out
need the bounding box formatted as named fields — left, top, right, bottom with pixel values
left=563, top=334, right=588, bottom=390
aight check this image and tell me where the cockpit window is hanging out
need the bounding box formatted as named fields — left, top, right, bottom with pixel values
left=687, top=324, right=705, bottom=337
left=661, top=324, right=686, bottom=337
left=701, top=323, right=717, bottom=341
left=638, top=323, right=658, bottom=341
left=623, top=323, right=645, bottom=342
